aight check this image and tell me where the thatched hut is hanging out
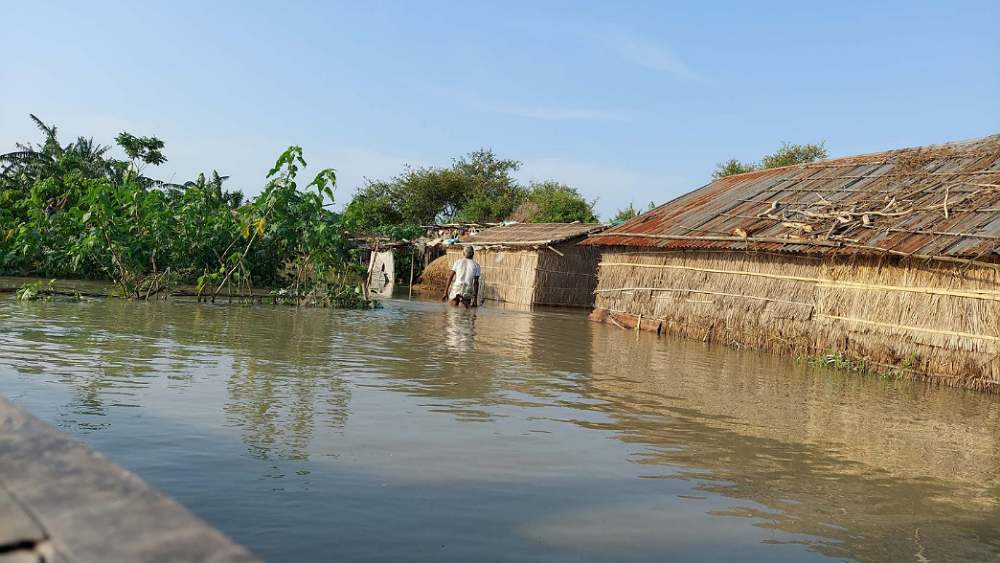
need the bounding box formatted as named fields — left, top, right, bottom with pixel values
left=583, top=134, right=1000, bottom=392
left=448, top=223, right=606, bottom=307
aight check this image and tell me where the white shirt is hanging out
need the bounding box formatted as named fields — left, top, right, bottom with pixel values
left=450, top=257, right=481, bottom=298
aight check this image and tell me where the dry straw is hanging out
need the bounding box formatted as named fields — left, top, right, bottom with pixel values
left=592, top=250, right=1000, bottom=392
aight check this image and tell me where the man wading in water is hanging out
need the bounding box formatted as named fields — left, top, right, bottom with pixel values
left=442, top=245, right=481, bottom=308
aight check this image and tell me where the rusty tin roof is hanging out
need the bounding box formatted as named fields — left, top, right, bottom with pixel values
left=585, top=134, right=1000, bottom=263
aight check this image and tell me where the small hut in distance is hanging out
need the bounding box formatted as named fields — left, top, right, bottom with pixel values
left=449, top=222, right=606, bottom=307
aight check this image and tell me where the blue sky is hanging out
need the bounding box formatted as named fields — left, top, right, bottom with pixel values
left=3, top=1, right=998, bottom=219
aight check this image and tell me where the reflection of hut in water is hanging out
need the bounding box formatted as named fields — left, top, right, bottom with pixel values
left=583, top=328, right=1000, bottom=561
left=361, top=304, right=595, bottom=420
left=447, top=223, right=607, bottom=307
left=584, top=134, right=1000, bottom=392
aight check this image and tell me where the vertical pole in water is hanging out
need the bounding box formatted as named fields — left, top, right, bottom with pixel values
left=408, top=247, right=415, bottom=300
left=636, top=313, right=642, bottom=336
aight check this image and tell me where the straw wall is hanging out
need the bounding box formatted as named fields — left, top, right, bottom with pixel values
left=447, top=242, right=600, bottom=307
left=533, top=244, right=601, bottom=307
left=592, top=249, right=1000, bottom=392
left=446, top=247, right=539, bottom=305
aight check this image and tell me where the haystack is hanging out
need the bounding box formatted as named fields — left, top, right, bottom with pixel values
left=413, top=254, right=453, bottom=295
left=583, top=134, right=1000, bottom=392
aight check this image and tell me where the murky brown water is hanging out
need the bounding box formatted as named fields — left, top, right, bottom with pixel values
left=1, top=289, right=999, bottom=562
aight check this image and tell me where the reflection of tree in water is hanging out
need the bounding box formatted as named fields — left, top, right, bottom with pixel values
left=153, top=303, right=356, bottom=461
left=0, top=299, right=185, bottom=419
left=0, top=298, right=353, bottom=460
left=211, top=306, right=353, bottom=461
left=584, top=328, right=1000, bottom=562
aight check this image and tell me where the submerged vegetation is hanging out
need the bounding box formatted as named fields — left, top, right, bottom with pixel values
left=14, top=279, right=55, bottom=302
left=1, top=115, right=371, bottom=307
left=801, top=351, right=917, bottom=382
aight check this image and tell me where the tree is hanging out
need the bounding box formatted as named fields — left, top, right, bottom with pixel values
left=449, top=149, right=525, bottom=223
left=712, top=159, right=758, bottom=179
left=1, top=115, right=114, bottom=189
left=2, top=114, right=370, bottom=306
left=342, top=148, right=528, bottom=235
left=511, top=181, right=597, bottom=223
left=760, top=142, right=828, bottom=169
left=713, top=141, right=828, bottom=178
left=610, top=201, right=656, bottom=223
left=115, top=132, right=167, bottom=176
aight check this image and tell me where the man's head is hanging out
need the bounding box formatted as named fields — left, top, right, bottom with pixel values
left=463, top=245, right=475, bottom=259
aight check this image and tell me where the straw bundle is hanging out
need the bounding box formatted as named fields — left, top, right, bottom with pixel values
left=592, top=249, right=1000, bottom=392
left=414, top=254, right=452, bottom=294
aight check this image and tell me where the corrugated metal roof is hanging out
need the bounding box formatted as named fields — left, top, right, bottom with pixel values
left=585, top=134, right=1000, bottom=263
left=461, top=223, right=606, bottom=247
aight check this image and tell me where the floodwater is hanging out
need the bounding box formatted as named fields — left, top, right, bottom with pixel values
left=1, top=292, right=999, bottom=562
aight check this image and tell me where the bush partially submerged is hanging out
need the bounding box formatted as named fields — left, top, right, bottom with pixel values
left=15, top=279, right=55, bottom=302
left=1, top=116, right=373, bottom=309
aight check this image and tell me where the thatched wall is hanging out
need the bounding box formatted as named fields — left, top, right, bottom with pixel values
left=446, top=242, right=600, bottom=307
left=591, top=249, right=1000, bottom=392
left=447, top=247, right=539, bottom=305
left=534, top=244, right=601, bottom=307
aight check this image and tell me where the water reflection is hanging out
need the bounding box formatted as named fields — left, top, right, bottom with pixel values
left=444, top=308, right=476, bottom=352
left=1, top=292, right=999, bottom=562
left=0, top=299, right=354, bottom=461
left=584, top=330, right=1000, bottom=561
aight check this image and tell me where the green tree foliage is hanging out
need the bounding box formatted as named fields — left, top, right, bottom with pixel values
left=712, top=159, right=758, bottom=179
left=0, top=115, right=369, bottom=307
left=1, top=115, right=116, bottom=191
left=511, top=181, right=597, bottom=223
left=115, top=132, right=167, bottom=169
left=342, top=148, right=527, bottom=237
left=713, top=141, right=828, bottom=178
left=449, top=149, right=525, bottom=223
left=760, top=142, right=828, bottom=169
left=610, top=201, right=656, bottom=223
left=342, top=149, right=601, bottom=237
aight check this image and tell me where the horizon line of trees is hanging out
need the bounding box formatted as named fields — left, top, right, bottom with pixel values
left=2, top=114, right=830, bottom=289
left=341, top=149, right=602, bottom=241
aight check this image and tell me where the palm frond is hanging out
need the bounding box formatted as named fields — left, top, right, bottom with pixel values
left=0, top=150, right=47, bottom=178
left=28, top=114, right=57, bottom=142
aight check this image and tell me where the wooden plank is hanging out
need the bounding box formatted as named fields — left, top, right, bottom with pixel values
left=0, top=486, right=47, bottom=553
left=0, top=396, right=258, bottom=563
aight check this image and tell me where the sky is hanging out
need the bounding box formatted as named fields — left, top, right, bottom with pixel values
left=2, top=1, right=998, bottom=219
